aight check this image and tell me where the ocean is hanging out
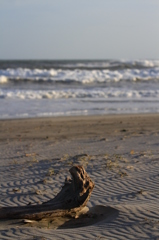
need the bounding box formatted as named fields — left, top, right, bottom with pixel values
left=0, top=59, right=159, bottom=119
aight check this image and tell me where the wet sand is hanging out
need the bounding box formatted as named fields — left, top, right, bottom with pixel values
left=0, top=114, right=159, bottom=239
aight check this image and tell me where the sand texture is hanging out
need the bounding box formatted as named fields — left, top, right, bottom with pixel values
left=0, top=114, right=159, bottom=239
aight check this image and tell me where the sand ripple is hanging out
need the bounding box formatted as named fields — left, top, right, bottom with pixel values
left=0, top=134, right=159, bottom=239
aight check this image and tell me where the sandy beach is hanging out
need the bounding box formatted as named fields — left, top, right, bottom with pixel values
left=0, top=113, right=159, bottom=239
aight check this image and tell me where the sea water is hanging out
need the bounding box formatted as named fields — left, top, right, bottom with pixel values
left=0, top=60, right=159, bottom=119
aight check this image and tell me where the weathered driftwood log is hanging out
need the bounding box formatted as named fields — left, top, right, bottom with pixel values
left=0, top=166, right=94, bottom=220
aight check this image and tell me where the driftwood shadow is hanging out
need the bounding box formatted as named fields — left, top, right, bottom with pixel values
left=58, top=205, right=119, bottom=229
left=22, top=205, right=119, bottom=229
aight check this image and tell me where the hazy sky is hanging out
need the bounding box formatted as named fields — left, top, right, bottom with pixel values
left=1, top=0, right=159, bottom=60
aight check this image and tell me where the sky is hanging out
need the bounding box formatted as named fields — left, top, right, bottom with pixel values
left=0, top=0, right=159, bottom=60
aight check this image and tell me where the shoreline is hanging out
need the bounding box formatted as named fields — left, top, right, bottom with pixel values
left=1, top=112, right=159, bottom=121
left=1, top=113, right=159, bottom=141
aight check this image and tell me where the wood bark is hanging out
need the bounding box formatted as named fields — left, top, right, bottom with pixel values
left=0, top=166, right=94, bottom=220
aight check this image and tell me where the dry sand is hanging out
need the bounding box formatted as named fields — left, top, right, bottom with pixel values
left=0, top=114, right=159, bottom=240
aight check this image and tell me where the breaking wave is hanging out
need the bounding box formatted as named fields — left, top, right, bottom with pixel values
left=1, top=88, right=159, bottom=100
left=0, top=67, right=159, bottom=84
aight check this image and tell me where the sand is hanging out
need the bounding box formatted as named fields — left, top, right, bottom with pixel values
left=0, top=114, right=159, bottom=239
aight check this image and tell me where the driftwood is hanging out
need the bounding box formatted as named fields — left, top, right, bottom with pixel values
left=0, top=166, right=94, bottom=220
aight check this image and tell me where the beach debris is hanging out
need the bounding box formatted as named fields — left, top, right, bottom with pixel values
left=137, top=189, right=144, bottom=194
left=25, top=152, right=37, bottom=157
left=46, top=168, right=55, bottom=176
left=12, top=188, right=21, bottom=193
left=0, top=165, right=94, bottom=220
left=118, top=171, right=128, bottom=177
left=130, top=150, right=135, bottom=155
left=121, top=129, right=127, bottom=132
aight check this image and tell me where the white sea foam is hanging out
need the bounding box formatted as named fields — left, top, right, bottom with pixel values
left=0, top=76, right=8, bottom=83
left=0, top=66, right=159, bottom=84
left=1, top=88, right=159, bottom=100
